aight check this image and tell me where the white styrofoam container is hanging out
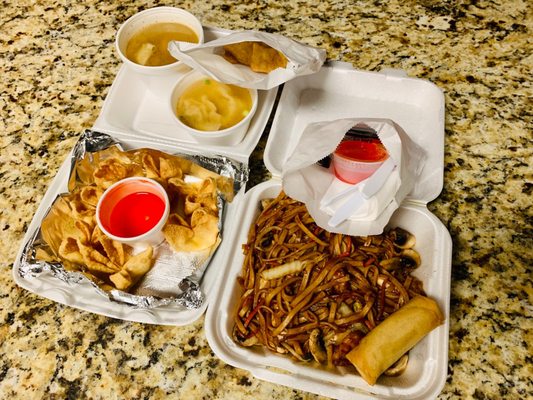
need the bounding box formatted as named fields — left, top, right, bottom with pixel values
left=205, top=63, right=452, bottom=399
left=94, top=26, right=278, bottom=164
left=12, top=26, right=279, bottom=326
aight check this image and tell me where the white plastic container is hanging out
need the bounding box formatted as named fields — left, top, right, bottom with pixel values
left=169, top=70, right=258, bottom=146
left=12, top=32, right=452, bottom=396
left=205, top=63, right=452, bottom=399
left=115, top=6, right=204, bottom=75
left=96, top=28, right=277, bottom=163
left=332, top=139, right=389, bottom=184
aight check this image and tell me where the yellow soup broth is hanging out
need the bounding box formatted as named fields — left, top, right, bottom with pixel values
left=126, top=22, right=198, bottom=66
left=176, top=79, right=252, bottom=131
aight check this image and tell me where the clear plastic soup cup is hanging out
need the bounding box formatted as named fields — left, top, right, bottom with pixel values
left=115, top=6, right=204, bottom=75
left=169, top=70, right=258, bottom=146
left=332, top=140, right=388, bottom=184
left=96, top=177, right=170, bottom=247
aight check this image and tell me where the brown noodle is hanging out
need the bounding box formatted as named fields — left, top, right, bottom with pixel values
left=233, top=191, right=425, bottom=367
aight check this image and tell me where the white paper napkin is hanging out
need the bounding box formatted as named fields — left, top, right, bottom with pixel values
left=168, top=30, right=326, bottom=90
left=281, top=118, right=426, bottom=236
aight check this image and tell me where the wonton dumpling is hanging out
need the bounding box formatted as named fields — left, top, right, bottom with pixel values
left=178, top=97, right=222, bottom=131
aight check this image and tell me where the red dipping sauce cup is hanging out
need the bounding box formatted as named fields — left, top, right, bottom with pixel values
left=96, top=177, right=170, bottom=246
left=332, top=139, right=389, bottom=184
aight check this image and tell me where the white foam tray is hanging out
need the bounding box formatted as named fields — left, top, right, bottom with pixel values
left=93, top=26, right=279, bottom=164
left=12, top=136, right=245, bottom=325
left=12, top=26, right=278, bottom=326
left=205, top=64, right=452, bottom=399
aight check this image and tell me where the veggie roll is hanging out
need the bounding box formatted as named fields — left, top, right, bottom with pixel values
left=346, top=295, right=444, bottom=385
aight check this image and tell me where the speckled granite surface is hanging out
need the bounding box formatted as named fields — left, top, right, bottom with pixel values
left=1, top=0, right=532, bottom=399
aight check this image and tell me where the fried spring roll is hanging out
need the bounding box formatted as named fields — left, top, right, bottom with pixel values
left=345, top=295, right=444, bottom=385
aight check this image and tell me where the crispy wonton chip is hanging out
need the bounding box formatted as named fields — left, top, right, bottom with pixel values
left=40, top=197, right=85, bottom=257
left=109, top=246, right=153, bottom=291
left=58, top=237, right=85, bottom=265
left=250, top=42, right=288, bottom=73
left=223, top=41, right=288, bottom=73
left=163, top=209, right=219, bottom=252
left=223, top=41, right=253, bottom=65
left=79, top=186, right=103, bottom=207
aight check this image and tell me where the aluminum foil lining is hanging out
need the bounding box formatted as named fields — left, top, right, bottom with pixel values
left=17, top=130, right=248, bottom=310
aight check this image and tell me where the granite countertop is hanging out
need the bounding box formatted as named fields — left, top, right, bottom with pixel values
left=1, top=0, right=531, bottom=399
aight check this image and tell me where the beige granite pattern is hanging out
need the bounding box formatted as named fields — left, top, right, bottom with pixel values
left=1, top=0, right=532, bottom=399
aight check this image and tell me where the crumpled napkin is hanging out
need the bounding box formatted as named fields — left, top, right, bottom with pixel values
left=168, top=30, right=326, bottom=90
left=281, top=118, right=426, bottom=236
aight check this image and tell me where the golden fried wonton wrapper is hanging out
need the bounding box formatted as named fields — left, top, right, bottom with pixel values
left=79, top=186, right=103, bottom=207
left=163, top=210, right=220, bottom=253
left=72, top=146, right=128, bottom=189
left=96, top=231, right=126, bottom=267
left=223, top=41, right=288, bottom=73
left=223, top=41, right=253, bottom=65
left=58, top=237, right=85, bottom=265
left=250, top=42, right=288, bottom=73
left=159, top=157, right=184, bottom=180
left=78, top=242, right=120, bottom=274
left=109, top=246, right=153, bottom=291
left=41, top=196, right=85, bottom=256
left=93, top=158, right=130, bottom=189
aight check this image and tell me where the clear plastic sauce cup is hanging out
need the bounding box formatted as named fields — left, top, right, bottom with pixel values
left=332, top=139, right=389, bottom=184
left=96, top=177, right=170, bottom=247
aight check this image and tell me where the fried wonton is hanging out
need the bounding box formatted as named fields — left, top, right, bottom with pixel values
left=109, top=246, right=154, bottom=291
left=223, top=41, right=288, bottom=73
left=163, top=211, right=220, bottom=253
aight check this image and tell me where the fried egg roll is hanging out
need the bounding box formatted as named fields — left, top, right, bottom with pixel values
left=346, top=295, right=444, bottom=385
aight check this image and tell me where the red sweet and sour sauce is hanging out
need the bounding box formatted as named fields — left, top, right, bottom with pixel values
left=335, top=140, right=388, bottom=162
left=108, top=191, right=165, bottom=238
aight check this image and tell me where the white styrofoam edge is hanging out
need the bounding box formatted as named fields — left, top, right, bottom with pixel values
left=205, top=180, right=452, bottom=400
left=12, top=138, right=244, bottom=326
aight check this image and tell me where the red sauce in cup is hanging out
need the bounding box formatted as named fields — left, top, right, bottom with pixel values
left=335, top=140, right=388, bottom=162
left=332, top=139, right=389, bottom=184
left=108, top=191, right=166, bottom=238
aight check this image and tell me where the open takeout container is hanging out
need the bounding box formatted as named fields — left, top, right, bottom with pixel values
left=204, top=63, right=452, bottom=399
left=12, top=26, right=278, bottom=326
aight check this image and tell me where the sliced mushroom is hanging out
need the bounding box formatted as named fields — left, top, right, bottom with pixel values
left=338, top=302, right=353, bottom=317
left=383, top=354, right=409, bottom=376
left=391, top=228, right=416, bottom=249
left=308, top=328, right=327, bottom=363
left=400, top=249, right=421, bottom=269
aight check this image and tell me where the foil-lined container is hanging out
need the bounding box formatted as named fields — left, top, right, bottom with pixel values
left=17, top=130, right=248, bottom=309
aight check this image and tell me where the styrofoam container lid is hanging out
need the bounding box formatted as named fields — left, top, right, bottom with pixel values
left=12, top=27, right=277, bottom=326
left=264, top=62, right=445, bottom=204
